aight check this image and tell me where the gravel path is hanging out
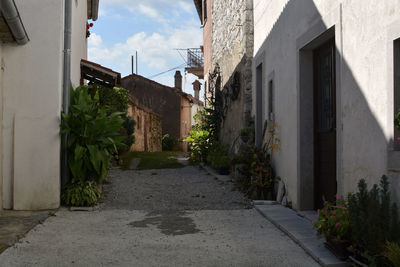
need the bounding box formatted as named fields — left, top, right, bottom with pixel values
left=0, top=163, right=320, bottom=267
left=102, top=166, right=252, bottom=211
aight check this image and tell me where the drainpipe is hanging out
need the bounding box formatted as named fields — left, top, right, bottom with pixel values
left=1, top=0, right=29, bottom=45
left=61, top=0, right=72, bottom=188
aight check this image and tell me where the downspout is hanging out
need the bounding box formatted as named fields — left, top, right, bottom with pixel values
left=1, top=0, right=29, bottom=45
left=61, top=0, right=72, bottom=188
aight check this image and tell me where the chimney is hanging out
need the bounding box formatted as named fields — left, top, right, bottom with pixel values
left=174, top=71, right=182, bottom=91
left=192, top=80, right=201, bottom=100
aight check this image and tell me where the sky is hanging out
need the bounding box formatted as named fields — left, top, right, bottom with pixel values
left=88, top=0, right=203, bottom=99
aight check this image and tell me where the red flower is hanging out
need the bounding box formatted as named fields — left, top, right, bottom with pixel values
left=89, top=23, right=94, bottom=27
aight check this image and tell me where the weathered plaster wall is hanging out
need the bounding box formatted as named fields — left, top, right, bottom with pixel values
left=212, top=0, right=253, bottom=146
left=128, top=102, right=162, bottom=152
left=202, top=0, right=213, bottom=104
left=180, top=96, right=192, bottom=152
left=71, top=0, right=88, bottom=87
left=253, top=0, right=400, bottom=209
left=191, top=103, right=203, bottom=126
left=122, top=74, right=181, bottom=140
left=2, top=0, right=64, bottom=210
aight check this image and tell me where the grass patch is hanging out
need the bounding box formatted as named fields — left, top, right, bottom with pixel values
left=121, top=151, right=185, bottom=170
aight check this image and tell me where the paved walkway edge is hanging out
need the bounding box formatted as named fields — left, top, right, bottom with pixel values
left=254, top=204, right=348, bottom=267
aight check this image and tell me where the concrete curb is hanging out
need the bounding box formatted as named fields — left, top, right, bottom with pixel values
left=254, top=204, right=348, bottom=267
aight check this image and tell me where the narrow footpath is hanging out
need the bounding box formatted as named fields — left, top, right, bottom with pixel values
left=0, top=163, right=319, bottom=266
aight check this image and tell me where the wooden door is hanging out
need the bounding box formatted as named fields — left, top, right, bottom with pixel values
left=314, top=40, right=337, bottom=209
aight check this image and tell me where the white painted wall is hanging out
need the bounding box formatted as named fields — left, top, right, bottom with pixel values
left=253, top=0, right=400, bottom=209
left=71, top=0, right=88, bottom=87
left=2, top=0, right=64, bottom=210
left=1, top=0, right=90, bottom=210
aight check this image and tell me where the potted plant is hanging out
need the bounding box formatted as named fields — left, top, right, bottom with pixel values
left=249, top=151, right=276, bottom=200
left=239, top=127, right=253, bottom=143
left=313, top=196, right=352, bottom=260
left=212, top=155, right=231, bottom=175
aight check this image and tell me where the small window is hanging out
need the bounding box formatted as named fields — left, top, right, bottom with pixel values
left=137, top=116, right=141, bottom=130
left=268, top=79, right=274, bottom=121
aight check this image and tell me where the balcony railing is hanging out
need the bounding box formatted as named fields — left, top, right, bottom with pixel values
left=187, top=48, right=204, bottom=68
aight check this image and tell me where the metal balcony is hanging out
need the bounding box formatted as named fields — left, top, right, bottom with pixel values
left=185, top=48, right=204, bottom=79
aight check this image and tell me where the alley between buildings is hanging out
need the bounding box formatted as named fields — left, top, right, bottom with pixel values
left=0, top=163, right=319, bottom=266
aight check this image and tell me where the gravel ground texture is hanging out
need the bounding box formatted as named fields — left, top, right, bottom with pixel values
left=102, top=165, right=252, bottom=211
left=0, top=162, right=320, bottom=267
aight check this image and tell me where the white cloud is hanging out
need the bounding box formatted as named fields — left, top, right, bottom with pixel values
left=88, top=33, right=103, bottom=47
left=89, top=25, right=202, bottom=72
left=138, top=4, right=159, bottom=19
left=100, top=0, right=195, bottom=20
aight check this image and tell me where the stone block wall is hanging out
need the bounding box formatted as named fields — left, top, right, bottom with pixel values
left=128, top=102, right=162, bottom=152
left=211, top=0, right=254, bottom=146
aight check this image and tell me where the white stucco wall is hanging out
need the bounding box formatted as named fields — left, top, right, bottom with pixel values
left=253, top=0, right=400, bottom=209
left=2, top=0, right=64, bottom=210
left=71, top=0, right=89, bottom=87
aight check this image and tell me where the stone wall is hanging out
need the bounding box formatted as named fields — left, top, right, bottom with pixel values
left=211, top=0, right=254, bottom=147
left=122, top=74, right=181, bottom=140
left=128, top=101, right=162, bottom=152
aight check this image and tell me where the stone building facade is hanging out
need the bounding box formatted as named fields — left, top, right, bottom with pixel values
left=122, top=72, right=203, bottom=151
left=194, top=0, right=254, bottom=147
left=128, top=97, right=162, bottom=152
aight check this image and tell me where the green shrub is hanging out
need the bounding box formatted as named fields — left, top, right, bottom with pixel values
left=184, top=129, right=211, bottom=163
left=348, top=176, right=400, bottom=258
left=89, top=84, right=135, bottom=153
left=206, top=143, right=230, bottom=170
left=61, top=181, right=101, bottom=207
left=384, top=242, right=400, bottom=267
left=162, top=134, right=179, bottom=151
left=61, top=85, right=125, bottom=184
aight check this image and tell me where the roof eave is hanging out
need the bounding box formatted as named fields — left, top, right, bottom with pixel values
left=193, top=0, right=202, bottom=22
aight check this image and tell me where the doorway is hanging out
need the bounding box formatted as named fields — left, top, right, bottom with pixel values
left=313, top=40, right=337, bottom=209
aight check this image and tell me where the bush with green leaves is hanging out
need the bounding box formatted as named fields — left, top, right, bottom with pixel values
left=348, top=176, right=400, bottom=258
left=184, top=129, right=211, bottom=163
left=162, top=134, right=179, bottom=151
left=61, top=181, right=101, bottom=207
left=206, top=142, right=230, bottom=170
left=61, top=86, right=125, bottom=185
left=89, top=84, right=135, bottom=153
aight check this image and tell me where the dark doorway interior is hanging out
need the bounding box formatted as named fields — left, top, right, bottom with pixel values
left=313, top=40, right=337, bottom=209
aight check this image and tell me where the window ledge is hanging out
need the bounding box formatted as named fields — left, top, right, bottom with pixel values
left=388, top=150, right=400, bottom=172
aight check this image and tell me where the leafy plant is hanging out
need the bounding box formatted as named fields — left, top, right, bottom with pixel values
left=89, top=84, right=135, bottom=153
left=348, top=176, right=400, bottom=258
left=184, top=129, right=211, bottom=163
left=61, top=85, right=125, bottom=184
left=313, top=196, right=351, bottom=242
left=162, top=134, right=179, bottom=151
left=207, top=142, right=230, bottom=170
left=384, top=242, right=400, bottom=267
left=61, top=181, right=101, bottom=207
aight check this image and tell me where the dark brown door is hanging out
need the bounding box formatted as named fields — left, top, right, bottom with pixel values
left=314, top=40, right=337, bottom=209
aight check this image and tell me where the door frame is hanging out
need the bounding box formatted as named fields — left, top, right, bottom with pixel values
left=296, top=5, right=343, bottom=210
